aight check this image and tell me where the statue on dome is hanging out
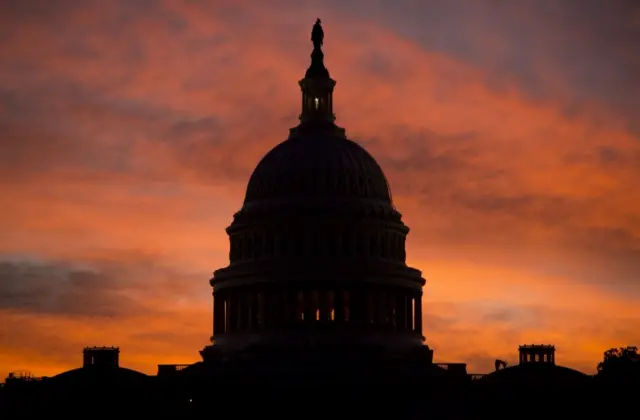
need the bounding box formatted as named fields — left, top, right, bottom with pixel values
left=312, top=18, right=324, bottom=49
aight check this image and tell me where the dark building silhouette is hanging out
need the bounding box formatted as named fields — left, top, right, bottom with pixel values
left=181, top=17, right=448, bottom=416
left=82, top=346, right=120, bottom=368
left=518, top=344, right=556, bottom=364
left=200, top=15, right=430, bottom=373
left=0, top=346, right=153, bottom=415
left=473, top=344, right=594, bottom=417
left=0, top=19, right=636, bottom=419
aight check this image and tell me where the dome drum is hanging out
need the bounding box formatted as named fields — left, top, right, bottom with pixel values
left=210, top=281, right=425, bottom=354
left=223, top=225, right=410, bottom=266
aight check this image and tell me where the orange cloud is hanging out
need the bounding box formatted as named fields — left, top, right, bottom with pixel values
left=0, top=0, right=638, bottom=378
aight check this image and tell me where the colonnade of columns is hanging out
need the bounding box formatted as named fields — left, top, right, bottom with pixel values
left=519, top=349, right=555, bottom=364
left=213, top=286, right=423, bottom=337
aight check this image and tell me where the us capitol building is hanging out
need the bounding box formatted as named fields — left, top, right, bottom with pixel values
left=0, top=20, right=620, bottom=419
left=204, top=17, right=428, bottom=369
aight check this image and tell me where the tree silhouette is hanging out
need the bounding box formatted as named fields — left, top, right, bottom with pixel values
left=597, top=346, right=639, bottom=379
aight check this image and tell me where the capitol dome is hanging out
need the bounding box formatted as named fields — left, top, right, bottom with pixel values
left=206, top=19, right=427, bottom=359
left=244, top=134, right=393, bottom=205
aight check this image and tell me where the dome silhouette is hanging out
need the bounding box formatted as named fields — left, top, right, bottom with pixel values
left=484, top=363, right=589, bottom=383
left=244, top=134, right=392, bottom=205
left=51, top=365, right=148, bottom=384
left=207, top=18, right=426, bottom=359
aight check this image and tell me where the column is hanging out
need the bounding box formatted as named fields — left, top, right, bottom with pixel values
left=275, top=287, right=287, bottom=328
left=387, top=293, right=396, bottom=328
left=303, top=289, right=315, bottom=324
left=250, top=292, right=259, bottom=331
left=377, top=291, right=387, bottom=328
left=285, top=287, right=297, bottom=326
left=396, top=293, right=407, bottom=331
left=262, top=289, right=272, bottom=330
left=388, top=293, right=396, bottom=329
left=213, top=291, right=225, bottom=335
left=294, top=289, right=304, bottom=325
left=334, top=289, right=345, bottom=322
left=414, top=292, right=423, bottom=335
left=212, top=291, right=216, bottom=336
left=319, top=290, right=329, bottom=322
left=257, top=291, right=265, bottom=331
left=273, top=233, right=280, bottom=258
left=226, top=292, right=235, bottom=333
left=350, top=286, right=366, bottom=326
left=405, top=295, right=414, bottom=332
left=369, top=290, right=378, bottom=327
left=273, top=288, right=284, bottom=327
left=371, top=289, right=385, bottom=330
left=238, top=291, right=247, bottom=331
left=221, top=292, right=228, bottom=334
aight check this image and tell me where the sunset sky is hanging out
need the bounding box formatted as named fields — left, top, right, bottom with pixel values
left=1, top=0, right=639, bottom=378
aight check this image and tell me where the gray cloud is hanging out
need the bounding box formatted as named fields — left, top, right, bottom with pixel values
left=0, top=256, right=208, bottom=318
left=0, top=259, right=139, bottom=317
left=328, top=0, right=639, bottom=118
